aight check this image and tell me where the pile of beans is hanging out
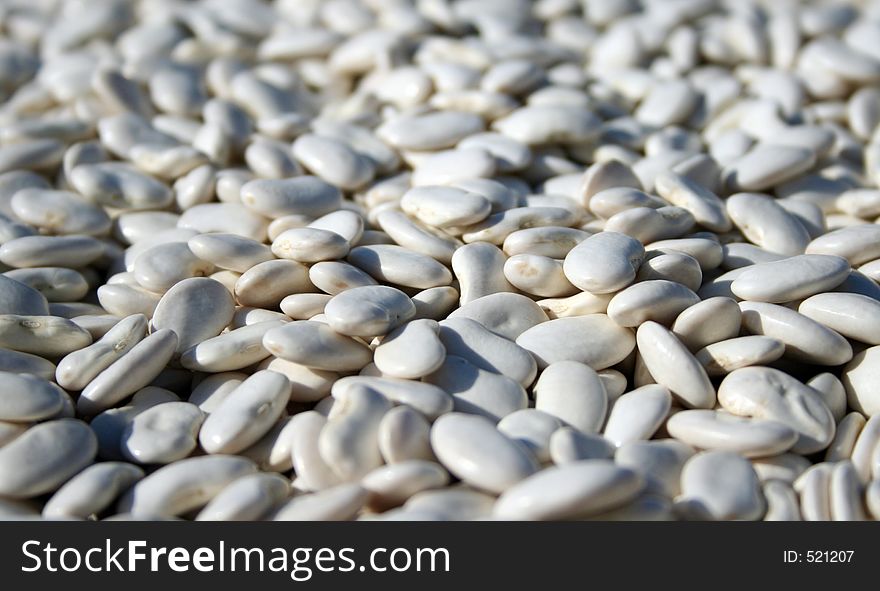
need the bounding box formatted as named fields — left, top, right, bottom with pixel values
left=1, top=0, right=880, bottom=521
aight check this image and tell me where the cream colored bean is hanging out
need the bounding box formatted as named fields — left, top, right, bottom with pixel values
left=401, top=186, right=491, bottom=229
left=502, top=226, right=590, bottom=258
left=726, top=192, right=811, bottom=256
left=151, top=277, right=235, bottom=353
left=459, top=132, right=531, bottom=172
left=281, top=293, right=333, bottom=320
left=534, top=361, right=608, bottom=433
left=851, top=416, right=880, bottom=483
left=0, top=275, right=49, bottom=316
left=121, top=402, right=204, bottom=464
left=43, top=462, right=144, bottom=519
left=725, top=144, right=816, bottom=192
left=549, top=428, right=616, bottom=464
left=494, top=460, right=642, bottom=520
left=799, top=293, right=880, bottom=345
left=378, top=406, right=435, bottom=464
left=695, top=336, right=786, bottom=376
left=537, top=291, right=612, bottom=318
left=752, top=453, right=812, bottom=485
left=615, top=440, right=694, bottom=498
left=439, top=317, right=537, bottom=387
left=739, top=301, right=852, bottom=366
left=272, top=483, right=367, bottom=521
left=604, top=385, right=672, bottom=447
left=843, top=346, right=880, bottom=418
left=412, top=148, right=496, bottom=187
left=588, top=188, right=665, bottom=219
left=119, top=455, right=256, bottom=517
left=241, top=176, right=342, bottom=219
left=319, top=385, right=391, bottom=481
left=11, top=189, right=111, bottom=236
left=636, top=321, right=716, bottom=409
left=374, top=319, right=445, bottom=379
left=188, top=373, right=246, bottom=414
left=503, top=254, right=577, bottom=298
left=634, top=252, right=703, bottom=292
left=263, top=320, right=372, bottom=372
left=763, top=480, right=801, bottom=521
left=452, top=242, right=516, bottom=304
left=0, top=314, right=92, bottom=356
left=825, top=413, right=866, bottom=462
left=76, top=329, right=178, bottom=415
left=0, top=372, right=65, bottom=422
left=563, top=231, right=645, bottom=294
left=235, top=259, right=312, bottom=309
left=90, top=388, right=180, bottom=460
left=869, top=480, right=880, bottom=520
left=309, top=210, right=364, bottom=245
left=794, top=463, right=833, bottom=521
left=402, top=487, right=492, bottom=521
left=244, top=139, right=301, bottom=179
left=430, top=413, right=538, bottom=495
left=648, top=238, right=724, bottom=271
left=517, top=314, right=635, bottom=370
left=271, top=227, right=350, bottom=263
left=580, top=161, right=643, bottom=205
left=177, top=203, right=269, bottom=242
left=667, top=410, right=798, bottom=458
left=4, top=0, right=880, bottom=523
left=362, top=460, right=449, bottom=511
left=56, top=314, right=147, bottom=391
left=235, top=414, right=295, bottom=473
left=603, top=206, right=695, bottom=244
left=96, top=284, right=161, bottom=318
left=333, top=377, right=452, bottom=421
left=69, top=162, right=173, bottom=211
left=0, top=348, right=55, bottom=380
left=375, top=210, right=461, bottom=265
left=449, top=293, right=548, bottom=340
left=495, top=409, right=560, bottom=463
left=0, top=419, right=96, bottom=499
left=680, top=451, right=764, bottom=520
left=461, top=206, right=579, bottom=246
left=411, top=286, right=461, bottom=321
left=187, top=233, right=273, bottom=273
left=654, top=171, right=730, bottom=232
left=608, top=280, right=700, bottom=327
left=718, top=367, right=836, bottom=454
left=348, top=245, right=453, bottom=289
left=4, top=267, right=89, bottom=303
left=492, top=105, right=600, bottom=145
left=196, top=473, right=290, bottom=521
left=133, top=242, right=213, bottom=293
left=258, top=359, right=333, bottom=405
left=181, top=320, right=284, bottom=372
left=829, top=461, right=867, bottom=521
left=324, top=285, right=416, bottom=337
left=424, top=355, right=527, bottom=422
left=731, top=255, right=850, bottom=303
left=286, top=411, right=342, bottom=492
left=377, top=111, right=484, bottom=151
left=806, top=224, right=880, bottom=265
left=199, top=370, right=291, bottom=455
left=0, top=235, right=105, bottom=269
left=292, top=134, right=375, bottom=190
left=71, top=315, right=126, bottom=340
left=123, top=228, right=199, bottom=271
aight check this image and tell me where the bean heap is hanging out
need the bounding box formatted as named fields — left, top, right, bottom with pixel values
left=0, top=0, right=879, bottom=521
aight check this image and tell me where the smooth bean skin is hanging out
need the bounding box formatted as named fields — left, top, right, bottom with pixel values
left=1, top=0, right=880, bottom=525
